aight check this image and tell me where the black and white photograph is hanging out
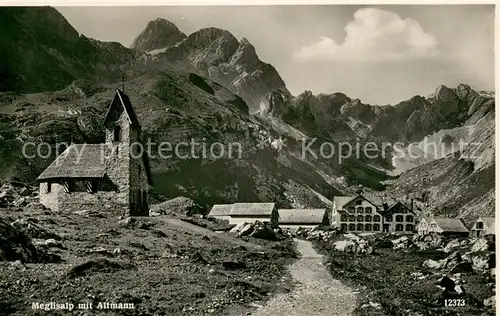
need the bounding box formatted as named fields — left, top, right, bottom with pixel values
left=0, top=3, right=496, bottom=316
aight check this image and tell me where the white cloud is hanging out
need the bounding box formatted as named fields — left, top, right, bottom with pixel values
left=293, top=8, right=438, bottom=62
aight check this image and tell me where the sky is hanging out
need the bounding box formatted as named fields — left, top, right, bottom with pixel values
left=57, top=5, right=495, bottom=105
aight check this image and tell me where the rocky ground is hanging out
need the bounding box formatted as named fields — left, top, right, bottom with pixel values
left=0, top=182, right=298, bottom=316
left=311, top=229, right=495, bottom=316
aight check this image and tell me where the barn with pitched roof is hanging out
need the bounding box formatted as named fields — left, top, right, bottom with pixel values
left=469, top=216, right=495, bottom=237
left=229, top=203, right=279, bottom=225
left=207, top=204, right=233, bottom=221
left=37, top=89, right=152, bottom=216
left=278, top=209, right=329, bottom=230
left=207, top=203, right=279, bottom=225
left=428, top=217, right=469, bottom=237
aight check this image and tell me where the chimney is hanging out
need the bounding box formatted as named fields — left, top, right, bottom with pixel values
left=411, top=198, right=414, bottom=212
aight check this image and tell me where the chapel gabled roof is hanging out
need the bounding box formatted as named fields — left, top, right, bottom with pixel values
left=37, top=144, right=107, bottom=181
left=104, top=89, right=141, bottom=129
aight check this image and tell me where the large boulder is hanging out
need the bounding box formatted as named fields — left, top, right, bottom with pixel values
left=0, top=182, right=37, bottom=208
left=437, top=275, right=456, bottom=292
left=374, top=239, right=393, bottom=249
left=423, top=251, right=468, bottom=271
left=443, top=251, right=463, bottom=269
left=250, top=222, right=278, bottom=241
left=235, top=223, right=255, bottom=237
left=416, top=241, right=432, bottom=251
left=413, top=233, right=443, bottom=250
left=10, top=218, right=61, bottom=240
left=484, top=296, right=496, bottom=310
left=0, top=218, right=58, bottom=263
left=472, top=253, right=495, bottom=271
left=149, top=197, right=202, bottom=216
left=483, top=295, right=496, bottom=311
left=298, top=226, right=341, bottom=242
left=436, top=275, right=467, bottom=297
left=450, top=262, right=473, bottom=273
left=333, top=240, right=357, bottom=253
left=332, top=237, right=373, bottom=254
left=470, top=238, right=490, bottom=253
left=230, top=222, right=246, bottom=233
left=423, top=259, right=444, bottom=270
left=344, top=233, right=361, bottom=241
left=392, top=236, right=412, bottom=249
left=444, top=239, right=461, bottom=253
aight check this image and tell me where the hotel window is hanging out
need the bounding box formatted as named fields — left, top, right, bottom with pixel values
left=406, top=215, right=414, bottom=222
left=365, top=224, right=372, bottom=231
left=348, top=215, right=355, bottom=222
left=396, top=215, right=404, bottom=222
left=349, top=224, right=356, bottom=231
left=373, top=224, right=380, bottom=231
left=406, top=224, right=414, bottom=232
left=365, top=207, right=372, bottom=213
left=476, top=222, right=484, bottom=229
left=357, top=215, right=363, bottom=222
left=340, top=214, right=347, bottom=222
left=357, top=207, right=363, bottom=213
left=396, top=224, right=404, bottom=231
left=356, top=200, right=362, bottom=205
left=341, top=224, right=348, bottom=231
left=347, top=206, right=355, bottom=213
left=365, top=215, right=372, bottom=222
left=385, top=215, right=393, bottom=222
left=356, top=224, right=363, bottom=231
left=373, top=215, right=380, bottom=222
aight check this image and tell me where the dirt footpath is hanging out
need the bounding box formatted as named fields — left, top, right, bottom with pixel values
left=252, top=238, right=358, bottom=316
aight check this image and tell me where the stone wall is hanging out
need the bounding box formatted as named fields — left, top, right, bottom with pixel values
left=127, top=124, right=149, bottom=216
left=39, top=180, right=128, bottom=215
left=39, top=182, right=59, bottom=212
left=104, top=112, right=131, bottom=213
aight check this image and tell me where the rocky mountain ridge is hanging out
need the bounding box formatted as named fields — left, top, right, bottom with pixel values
left=131, top=18, right=187, bottom=52
left=0, top=7, right=139, bottom=93
left=266, top=83, right=494, bottom=144
left=141, top=27, right=288, bottom=112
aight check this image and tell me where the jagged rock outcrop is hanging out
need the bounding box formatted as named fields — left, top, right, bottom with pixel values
left=256, top=89, right=293, bottom=117
left=131, top=18, right=186, bottom=52
left=166, top=27, right=240, bottom=68
left=0, top=7, right=138, bottom=93
left=144, top=27, right=288, bottom=112
left=276, top=84, right=493, bottom=144
left=384, top=109, right=495, bottom=221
